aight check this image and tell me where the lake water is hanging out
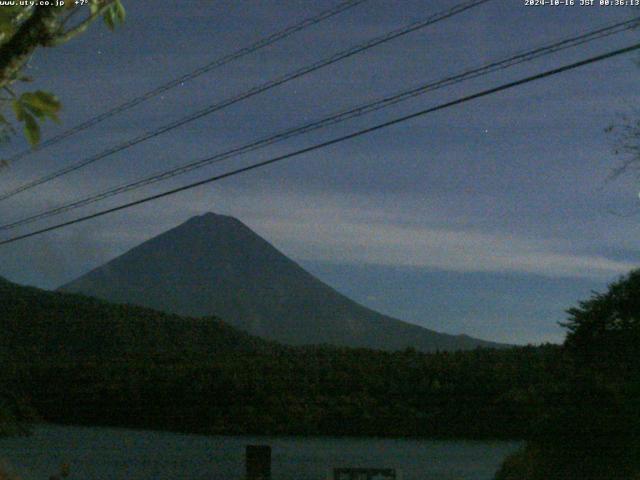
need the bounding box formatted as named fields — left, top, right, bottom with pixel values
left=0, top=425, right=520, bottom=480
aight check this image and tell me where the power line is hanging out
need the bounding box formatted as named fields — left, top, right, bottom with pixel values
left=3, top=0, right=369, bottom=165
left=0, top=0, right=492, bottom=202
left=1, top=16, right=637, bottom=232
left=2, top=41, right=638, bottom=246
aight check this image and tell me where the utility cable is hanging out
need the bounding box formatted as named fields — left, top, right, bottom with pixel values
left=1, top=40, right=638, bottom=246
left=2, top=0, right=369, bottom=165
left=0, top=0, right=491, bottom=202
left=1, top=16, right=637, bottom=231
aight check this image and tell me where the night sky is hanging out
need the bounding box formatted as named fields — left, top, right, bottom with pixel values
left=1, top=0, right=639, bottom=344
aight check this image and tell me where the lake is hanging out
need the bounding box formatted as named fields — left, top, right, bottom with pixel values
left=0, top=424, right=521, bottom=480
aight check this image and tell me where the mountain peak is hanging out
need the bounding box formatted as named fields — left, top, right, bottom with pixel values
left=176, top=213, right=254, bottom=237
left=196, top=211, right=234, bottom=221
left=60, top=215, right=505, bottom=352
left=182, top=212, right=241, bottom=227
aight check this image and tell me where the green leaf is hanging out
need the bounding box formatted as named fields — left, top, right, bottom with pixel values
left=22, top=91, right=61, bottom=114
left=0, top=24, right=15, bottom=46
left=114, top=0, right=126, bottom=23
left=89, top=1, right=100, bottom=15
left=11, top=91, right=62, bottom=145
left=23, top=103, right=45, bottom=119
left=103, top=9, right=115, bottom=31
left=19, top=91, right=61, bottom=123
left=103, top=1, right=125, bottom=31
left=23, top=112, right=40, bottom=146
left=11, top=99, right=25, bottom=121
left=0, top=6, right=33, bottom=45
left=49, top=112, right=61, bottom=124
left=0, top=6, right=28, bottom=25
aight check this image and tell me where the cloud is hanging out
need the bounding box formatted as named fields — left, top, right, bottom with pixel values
left=1, top=152, right=635, bottom=287
left=148, top=186, right=636, bottom=281
left=254, top=213, right=635, bottom=280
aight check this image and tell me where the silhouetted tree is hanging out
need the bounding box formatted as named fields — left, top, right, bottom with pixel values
left=496, top=269, right=640, bottom=480
left=0, top=1, right=124, bottom=152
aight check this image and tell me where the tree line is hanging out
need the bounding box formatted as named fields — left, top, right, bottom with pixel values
left=1, top=270, right=639, bottom=479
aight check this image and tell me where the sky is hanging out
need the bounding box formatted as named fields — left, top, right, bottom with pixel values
left=0, top=0, right=639, bottom=344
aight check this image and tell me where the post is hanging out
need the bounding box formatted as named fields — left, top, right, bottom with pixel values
left=246, top=445, right=271, bottom=480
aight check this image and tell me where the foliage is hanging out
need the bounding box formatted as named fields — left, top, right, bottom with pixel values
left=495, top=439, right=640, bottom=480
left=0, top=1, right=125, bottom=154
left=13, top=345, right=564, bottom=439
left=495, top=269, right=640, bottom=479
left=6, top=267, right=639, bottom=480
left=0, top=465, right=20, bottom=480
left=9, top=89, right=61, bottom=146
left=606, top=114, right=640, bottom=182
left=0, top=276, right=561, bottom=440
left=563, top=269, right=640, bottom=373
left=545, top=270, right=640, bottom=441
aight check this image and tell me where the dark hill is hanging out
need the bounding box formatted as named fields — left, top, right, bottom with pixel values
left=60, top=213, right=504, bottom=351
left=0, top=277, right=555, bottom=441
left=0, top=276, right=272, bottom=361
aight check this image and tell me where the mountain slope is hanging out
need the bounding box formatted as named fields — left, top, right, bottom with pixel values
left=60, top=213, right=504, bottom=351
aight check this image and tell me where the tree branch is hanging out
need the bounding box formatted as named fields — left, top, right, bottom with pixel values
left=51, top=1, right=117, bottom=46
left=0, top=6, right=62, bottom=89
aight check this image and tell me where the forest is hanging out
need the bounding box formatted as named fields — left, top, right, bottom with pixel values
left=11, top=346, right=566, bottom=439
left=0, top=275, right=560, bottom=439
left=496, top=270, right=640, bottom=479
left=1, top=270, right=639, bottom=478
